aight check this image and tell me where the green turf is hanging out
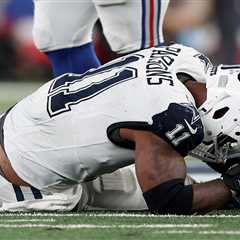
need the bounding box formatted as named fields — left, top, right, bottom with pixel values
left=0, top=81, right=42, bottom=112
left=0, top=211, right=239, bottom=240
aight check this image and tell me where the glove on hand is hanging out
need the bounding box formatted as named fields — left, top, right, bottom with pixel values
left=222, top=159, right=240, bottom=192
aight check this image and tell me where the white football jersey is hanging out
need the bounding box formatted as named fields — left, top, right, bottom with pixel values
left=3, top=44, right=209, bottom=189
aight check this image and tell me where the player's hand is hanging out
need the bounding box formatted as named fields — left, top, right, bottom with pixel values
left=222, top=155, right=240, bottom=192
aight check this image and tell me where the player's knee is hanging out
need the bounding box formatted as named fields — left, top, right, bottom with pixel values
left=33, top=23, right=94, bottom=52
left=143, top=179, right=193, bottom=215
left=32, top=27, right=53, bottom=51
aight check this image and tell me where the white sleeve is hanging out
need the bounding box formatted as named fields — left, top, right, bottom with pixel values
left=173, top=44, right=212, bottom=83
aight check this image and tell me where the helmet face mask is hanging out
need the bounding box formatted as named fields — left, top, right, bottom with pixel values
left=190, top=133, right=238, bottom=164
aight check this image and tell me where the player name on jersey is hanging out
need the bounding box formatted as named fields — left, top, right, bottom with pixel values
left=146, top=46, right=181, bottom=86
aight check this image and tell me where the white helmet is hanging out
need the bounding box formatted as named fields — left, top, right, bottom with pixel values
left=191, top=65, right=240, bottom=163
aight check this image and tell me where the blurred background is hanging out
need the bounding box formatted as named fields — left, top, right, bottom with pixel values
left=1, top=0, right=240, bottom=82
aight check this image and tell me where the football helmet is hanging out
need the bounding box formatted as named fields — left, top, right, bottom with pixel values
left=191, top=65, right=240, bottom=164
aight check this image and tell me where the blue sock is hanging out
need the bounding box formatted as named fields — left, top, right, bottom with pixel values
left=46, top=42, right=101, bottom=77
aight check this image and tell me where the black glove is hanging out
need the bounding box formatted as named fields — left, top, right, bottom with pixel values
left=204, top=151, right=240, bottom=174
left=223, top=193, right=240, bottom=210
left=205, top=161, right=227, bottom=174
left=221, top=157, right=240, bottom=209
left=222, top=157, right=240, bottom=192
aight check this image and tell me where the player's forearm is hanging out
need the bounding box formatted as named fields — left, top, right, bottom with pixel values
left=192, top=179, right=232, bottom=213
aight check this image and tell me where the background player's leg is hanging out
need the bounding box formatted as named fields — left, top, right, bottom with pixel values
left=95, top=0, right=170, bottom=54
left=46, top=43, right=100, bottom=76
left=33, top=0, right=99, bottom=77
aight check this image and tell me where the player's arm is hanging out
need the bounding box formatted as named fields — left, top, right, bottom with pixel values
left=120, top=128, right=232, bottom=214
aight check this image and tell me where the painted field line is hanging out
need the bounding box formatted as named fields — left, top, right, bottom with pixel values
left=153, top=230, right=240, bottom=235
left=199, top=231, right=240, bottom=235
left=155, top=230, right=192, bottom=234
left=0, top=213, right=239, bottom=218
left=0, top=218, right=55, bottom=223
left=84, top=213, right=240, bottom=218
left=0, top=224, right=213, bottom=229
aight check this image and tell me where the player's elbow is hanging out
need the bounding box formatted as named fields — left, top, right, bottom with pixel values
left=143, top=178, right=193, bottom=215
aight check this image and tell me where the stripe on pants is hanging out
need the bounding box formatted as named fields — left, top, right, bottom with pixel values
left=141, top=0, right=146, bottom=49
left=12, top=184, right=24, bottom=201
left=141, top=0, right=162, bottom=49
left=30, top=187, right=43, bottom=200
left=149, top=0, right=155, bottom=47
left=156, top=0, right=161, bottom=45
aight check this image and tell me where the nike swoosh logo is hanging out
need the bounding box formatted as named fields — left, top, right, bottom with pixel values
left=184, top=119, right=197, bottom=135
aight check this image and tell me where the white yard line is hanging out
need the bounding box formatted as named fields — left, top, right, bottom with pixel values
left=0, top=224, right=213, bottom=229
left=199, top=231, right=240, bottom=235
left=1, top=224, right=239, bottom=236
left=152, top=230, right=240, bottom=235
left=155, top=230, right=193, bottom=234
left=1, top=222, right=240, bottom=235
left=0, top=218, right=55, bottom=223
left=83, top=213, right=240, bottom=218
left=0, top=213, right=239, bottom=218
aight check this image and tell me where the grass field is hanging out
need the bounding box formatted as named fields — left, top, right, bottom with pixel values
left=0, top=211, right=240, bottom=240
left=0, top=81, right=42, bottom=111
left=0, top=82, right=239, bottom=239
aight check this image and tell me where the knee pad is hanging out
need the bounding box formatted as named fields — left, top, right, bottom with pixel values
left=143, top=179, right=193, bottom=215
